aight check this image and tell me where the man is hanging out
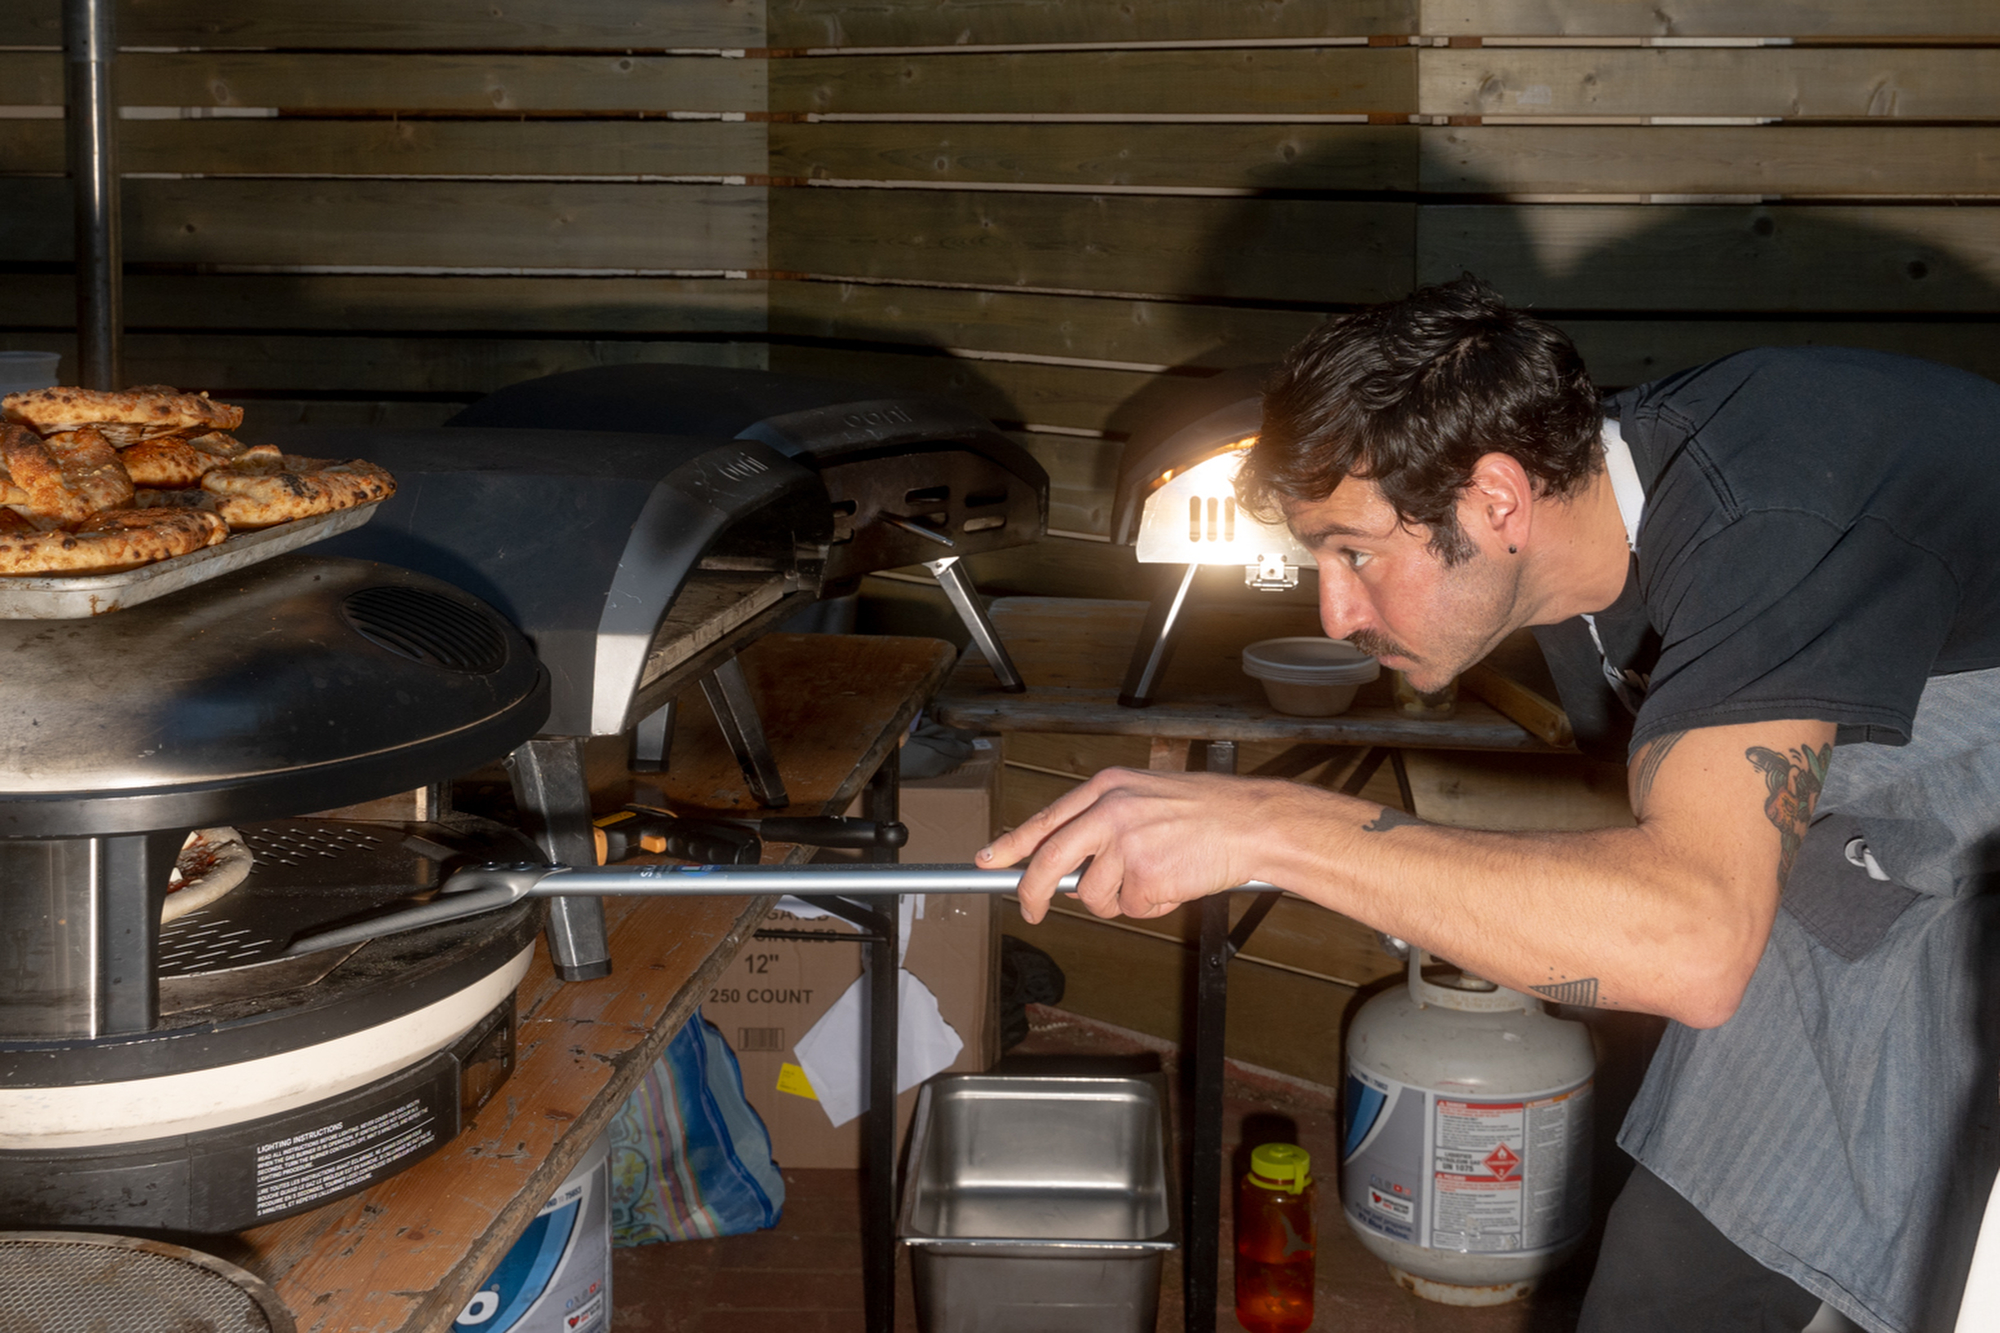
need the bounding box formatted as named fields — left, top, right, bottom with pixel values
left=978, top=278, right=1999, bottom=1332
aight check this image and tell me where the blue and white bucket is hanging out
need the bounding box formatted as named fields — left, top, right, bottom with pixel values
left=455, top=1132, right=612, bottom=1333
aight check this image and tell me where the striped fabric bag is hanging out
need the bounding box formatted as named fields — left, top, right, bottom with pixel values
left=607, top=1010, right=786, bottom=1245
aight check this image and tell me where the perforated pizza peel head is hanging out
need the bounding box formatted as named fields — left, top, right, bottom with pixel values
left=0, top=1232, right=295, bottom=1333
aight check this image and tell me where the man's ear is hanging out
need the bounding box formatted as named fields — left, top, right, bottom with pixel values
left=1464, top=452, right=1535, bottom=551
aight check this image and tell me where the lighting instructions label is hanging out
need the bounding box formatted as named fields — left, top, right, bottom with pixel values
left=255, top=1099, right=437, bottom=1216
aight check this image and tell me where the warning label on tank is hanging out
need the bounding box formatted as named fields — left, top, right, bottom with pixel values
left=1430, top=1085, right=1590, bottom=1254
left=1344, top=1063, right=1591, bottom=1260
left=254, top=1098, right=438, bottom=1216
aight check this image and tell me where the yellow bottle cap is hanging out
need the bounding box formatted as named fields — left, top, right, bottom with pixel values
left=1249, top=1143, right=1312, bottom=1194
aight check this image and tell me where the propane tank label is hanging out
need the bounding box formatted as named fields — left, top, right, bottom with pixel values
left=1344, top=1064, right=1591, bottom=1257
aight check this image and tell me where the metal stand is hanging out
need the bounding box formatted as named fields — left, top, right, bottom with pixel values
left=1118, top=563, right=1201, bottom=708
left=628, top=700, right=675, bottom=774
left=503, top=737, right=613, bottom=981
left=64, top=0, right=121, bottom=390
left=699, top=656, right=790, bottom=808
left=1184, top=740, right=1236, bottom=1332
left=925, top=556, right=1026, bottom=693
left=859, top=758, right=900, bottom=1333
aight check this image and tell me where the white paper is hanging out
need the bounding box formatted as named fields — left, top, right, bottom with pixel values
left=793, top=968, right=964, bottom=1128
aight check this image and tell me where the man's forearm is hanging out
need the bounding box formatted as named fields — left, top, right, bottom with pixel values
left=1249, top=783, right=1773, bottom=1027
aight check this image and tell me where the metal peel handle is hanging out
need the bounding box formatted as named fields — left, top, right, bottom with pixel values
left=284, top=861, right=1275, bottom=958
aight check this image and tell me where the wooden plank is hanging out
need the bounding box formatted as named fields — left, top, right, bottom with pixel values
left=769, top=47, right=1414, bottom=116
left=1556, top=318, right=2000, bottom=387
left=0, top=273, right=768, bottom=336
left=1419, top=203, right=2000, bottom=312
left=1421, top=124, right=2000, bottom=198
left=0, top=177, right=766, bottom=270
left=771, top=189, right=1415, bottom=302
left=1400, top=749, right=1633, bottom=831
left=770, top=122, right=1417, bottom=191
left=1421, top=47, right=2000, bottom=121
left=0, top=51, right=764, bottom=113
left=0, top=0, right=764, bottom=51
left=0, top=330, right=770, bottom=398
left=1420, top=0, right=2000, bottom=39
left=769, top=0, right=1415, bottom=48
left=0, top=118, right=766, bottom=179
left=769, top=280, right=1321, bottom=372
left=769, top=343, right=1161, bottom=435
left=933, top=597, right=1549, bottom=749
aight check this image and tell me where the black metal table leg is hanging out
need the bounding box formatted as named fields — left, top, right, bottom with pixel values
left=861, top=758, right=901, bottom=1333
left=504, top=736, right=612, bottom=981
left=1185, top=739, right=1236, bottom=1332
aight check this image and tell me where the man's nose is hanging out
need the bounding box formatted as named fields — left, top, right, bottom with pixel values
left=1318, top=565, right=1367, bottom=639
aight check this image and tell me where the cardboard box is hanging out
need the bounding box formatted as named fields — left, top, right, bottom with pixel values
left=701, top=742, right=1001, bottom=1169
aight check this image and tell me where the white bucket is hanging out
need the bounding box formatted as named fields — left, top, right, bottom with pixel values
left=0, top=351, right=61, bottom=395
left=1242, top=637, right=1380, bottom=716
left=454, top=1132, right=613, bottom=1333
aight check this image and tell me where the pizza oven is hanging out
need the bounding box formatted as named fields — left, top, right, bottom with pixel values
left=0, top=553, right=553, bottom=1233
left=446, top=363, right=1050, bottom=692
left=1109, top=366, right=1312, bottom=707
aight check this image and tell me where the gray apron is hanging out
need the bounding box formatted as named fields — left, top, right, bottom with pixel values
left=1618, top=670, right=2000, bottom=1332
left=1596, top=422, right=1999, bottom=1332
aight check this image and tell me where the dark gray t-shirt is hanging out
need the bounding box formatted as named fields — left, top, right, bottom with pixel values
left=1532, top=345, right=2000, bottom=762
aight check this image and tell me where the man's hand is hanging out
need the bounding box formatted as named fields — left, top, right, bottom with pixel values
left=978, top=767, right=1316, bottom=923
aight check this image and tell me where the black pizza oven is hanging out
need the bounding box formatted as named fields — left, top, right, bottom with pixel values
left=446, top=363, right=1050, bottom=691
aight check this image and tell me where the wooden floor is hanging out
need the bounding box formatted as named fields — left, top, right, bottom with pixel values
left=609, top=1005, right=1596, bottom=1333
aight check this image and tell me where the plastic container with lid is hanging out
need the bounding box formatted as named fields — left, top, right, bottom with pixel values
left=1241, top=638, right=1380, bottom=716
left=1235, top=1143, right=1316, bottom=1332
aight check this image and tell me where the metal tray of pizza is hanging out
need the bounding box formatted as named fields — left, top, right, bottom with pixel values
left=0, top=502, right=381, bottom=619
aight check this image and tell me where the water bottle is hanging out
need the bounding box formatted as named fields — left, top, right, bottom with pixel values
left=1235, top=1143, right=1315, bottom=1332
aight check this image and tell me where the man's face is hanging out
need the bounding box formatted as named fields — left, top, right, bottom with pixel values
left=1286, top=476, right=1522, bottom=692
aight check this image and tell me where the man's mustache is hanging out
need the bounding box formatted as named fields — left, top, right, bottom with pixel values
left=1346, top=628, right=1416, bottom=661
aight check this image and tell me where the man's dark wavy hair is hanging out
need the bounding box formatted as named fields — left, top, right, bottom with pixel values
left=1241, top=276, right=1602, bottom=564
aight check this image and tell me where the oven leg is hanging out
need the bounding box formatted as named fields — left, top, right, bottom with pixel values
left=1118, top=562, right=1201, bottom=708
left=504, top=737, right=613, bottom=981
left=1186, top=739, right=1236, bottom=1333
left=862, top=758, right=901, bottom=1333
left=701, top=656, right=791, bottom=808
left=629, top=700, right=675, bottom=774
left=924, top=556, right=1025, bottom=693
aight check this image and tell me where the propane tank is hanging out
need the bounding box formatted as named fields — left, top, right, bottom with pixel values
left=1341, top=948, right=1595, bottom=1306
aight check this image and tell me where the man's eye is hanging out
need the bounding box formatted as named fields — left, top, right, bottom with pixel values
left=1344, top=548, right=1373, bottom=570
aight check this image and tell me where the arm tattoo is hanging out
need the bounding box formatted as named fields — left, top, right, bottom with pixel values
left=1745, top=741, right=1832, bottom=888
left=1533, top=977, right=1599, bottom=1007
left=1361, top=806, right=1426, bottom=833
left=1629, top=729, right=1687, bottom=813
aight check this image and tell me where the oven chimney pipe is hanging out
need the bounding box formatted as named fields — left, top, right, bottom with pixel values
left=65, top=0, right=122, bottom=390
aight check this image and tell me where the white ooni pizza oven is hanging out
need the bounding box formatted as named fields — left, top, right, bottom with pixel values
left=0, top=555, right=551, bottom=1233
left=1109, top=366, right=1312, bottom=707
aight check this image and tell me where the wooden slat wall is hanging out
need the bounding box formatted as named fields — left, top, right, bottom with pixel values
left=0, top=1, right=771, bottom=431
left=2, top=1, right=1998, bottom=546
left=763, top=0, right=2000, bottom=544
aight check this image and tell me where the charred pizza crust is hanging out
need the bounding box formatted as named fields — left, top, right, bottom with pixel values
left=199, top=452, right=396, bottom=529
left=0, top=424, right=133, bottom=527
left=161, top=826, right=255, bottom=924
left=2, top=385, right=243, bottom=444
left=0, top=505, right=228, bottom=575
